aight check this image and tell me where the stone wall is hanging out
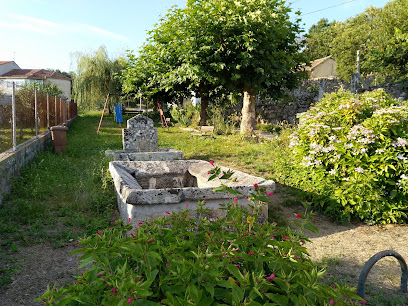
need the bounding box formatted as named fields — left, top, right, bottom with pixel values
left=253, top=78, right=407, bottom=125
left=0, top=118, right=76, bottom=205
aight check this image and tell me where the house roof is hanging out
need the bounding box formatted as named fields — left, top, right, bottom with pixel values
left=304, top=56, right=334, bottom=72
left=0, top=69, right=71, bottom=80
left=0, top=61, right=14, bottom=65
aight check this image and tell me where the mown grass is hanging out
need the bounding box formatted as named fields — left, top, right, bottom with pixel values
left=0, top=112, right=123, bottom=289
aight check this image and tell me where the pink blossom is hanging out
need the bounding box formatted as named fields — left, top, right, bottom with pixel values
left=266, top=273, right=275, bottom=280
left=209, top=161, right=214, bottom=166
left=360, top=301, right=366, bottom=305
left=186, top=203, right=189, bottom=208
left=268, top=192, right=273, bottom=196
left=248, top=251, right=254, bottom=255
left=111, top=288, right=118, bottom=293
left=128, top=218, right=131, bottom=223
left=232, top=248, right=239, bottom=251
left=295, top=214, right=301, bottom=219
left=148, top=238, right=154, bottom=243
left=254, top=184, right=258, bottom=188
left=128, top=297, right=132, bottom=303
left=165, top=211, right=170, bottom=214
left=329, top=300, right=334, bottom=305
left=166, top=263, right=169, bottom=267
left=282, top=235, right=288, bottom=240
left=234, top=197, right=238, bottom=202
left=137, top=222, right=143, bottom=227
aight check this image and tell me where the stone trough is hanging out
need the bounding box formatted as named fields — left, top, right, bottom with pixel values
left=105, top=115, right=183, bottom=161
left=109, top=160, right=275, bottom=225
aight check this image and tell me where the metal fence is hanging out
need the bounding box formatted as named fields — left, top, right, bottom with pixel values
left=0, top=82, right=77, bottom=154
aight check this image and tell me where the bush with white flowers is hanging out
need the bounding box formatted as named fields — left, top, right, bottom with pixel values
left=290, top=89, right=408, bottom=224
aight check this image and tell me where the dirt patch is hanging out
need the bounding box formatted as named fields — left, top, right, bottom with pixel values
left=0, top=243, right=81, bottom=306
left=269, top=187, right=408, bottom=303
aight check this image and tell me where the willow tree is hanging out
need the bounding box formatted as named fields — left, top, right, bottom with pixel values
left=73, top=46, right=122, bottom=110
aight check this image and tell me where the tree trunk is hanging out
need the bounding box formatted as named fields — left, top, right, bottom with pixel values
left=199, top=94, right=209, bottom=126
left=240, top=88, right=256, bottom=134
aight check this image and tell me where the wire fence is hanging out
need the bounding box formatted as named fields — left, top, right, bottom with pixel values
left=0, top=82, right=77, bottom=154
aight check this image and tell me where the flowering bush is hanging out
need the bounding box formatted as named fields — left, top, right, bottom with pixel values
left=37, top=184, right=360, bottom=305
left=290, top=89, right=408, bottom=224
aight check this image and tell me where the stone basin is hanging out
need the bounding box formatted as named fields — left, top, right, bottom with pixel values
left=109, top=160, right=275, bottom=225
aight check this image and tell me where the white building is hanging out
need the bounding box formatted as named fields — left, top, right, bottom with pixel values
left=0, top=62, right=71, bottom=101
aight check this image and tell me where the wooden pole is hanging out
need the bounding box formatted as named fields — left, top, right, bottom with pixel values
left=97, top=93, right=110, bottom=135
left=46, top=94, right=50, bottom=128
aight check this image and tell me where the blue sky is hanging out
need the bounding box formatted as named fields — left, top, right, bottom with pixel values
left=0, top=0, right=391, bottom=73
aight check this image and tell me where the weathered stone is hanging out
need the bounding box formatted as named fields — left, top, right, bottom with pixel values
left=123, top=115, right=158, bottom=152
left=109, top=160, right=275, bottom=225
left=108, top=115, right=183, bottom=161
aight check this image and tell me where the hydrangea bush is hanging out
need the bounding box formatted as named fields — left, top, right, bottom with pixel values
left=37, top=184, right=360, bottom=305
left=290, top=89, right=408, bottom=224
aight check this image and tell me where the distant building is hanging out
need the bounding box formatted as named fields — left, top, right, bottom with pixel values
left=0, top=63, right=71, bottom=101
left=305, top=56, right=338, bottom=80
left=0, top=61, right=20, bottom=75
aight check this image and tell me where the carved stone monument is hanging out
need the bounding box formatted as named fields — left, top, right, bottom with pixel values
left=105, top=115, right=183, bottom=161
left=122, top=115, right=158, bottom=152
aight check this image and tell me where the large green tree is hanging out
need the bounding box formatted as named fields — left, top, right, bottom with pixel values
left=122, top=0, right=307, bottom=133
left=303, top=18, right=338, bottom=61
left=183, top=0, right=306, bottom=134
left=73, top=46, right=122, bottom=110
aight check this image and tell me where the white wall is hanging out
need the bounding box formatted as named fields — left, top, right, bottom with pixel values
left=0, top=62, right=20, bottom=76
left=44, top=78, right=71, bottom=101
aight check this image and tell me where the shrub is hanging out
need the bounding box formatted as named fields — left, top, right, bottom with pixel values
left=208, top=106, right=237, bottom=135
left=169, top=104, right=199, bottom=127
left=290, top=89, right=408, bottom=224
left=37, top=184, right=360, bottom=305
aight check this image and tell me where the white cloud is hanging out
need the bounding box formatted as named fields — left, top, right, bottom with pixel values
left=0, top=13, right=127, bottom=41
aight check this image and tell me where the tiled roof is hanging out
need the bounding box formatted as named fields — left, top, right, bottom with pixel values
left=0, top=69, right=71, bottom=80
left=304, top=56, right=334, bottom=72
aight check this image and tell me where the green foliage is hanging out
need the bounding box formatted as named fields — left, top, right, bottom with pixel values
left=208, top=105, right=237, bottom=135
left=37, top=184, right=360, bottom=305
left=289, top=89, right=408, bottom=224
left=303, top=18, right=337, bottom=61
left=74, top=46, right=123, bottom=110
left=305, top=0, right=408, bottom=81
left=20, top=82, right=63, bottom=97
left=169, top=104, right=200, bottom=127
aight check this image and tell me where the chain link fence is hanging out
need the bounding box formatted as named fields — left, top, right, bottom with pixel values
left=0, top=82, right=77, bottom=154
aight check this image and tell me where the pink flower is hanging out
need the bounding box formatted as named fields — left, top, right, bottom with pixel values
left=166, top=263, right=169, bottom=267
left=111, top=288, right=117, bottom=293
left=360, top=301, right=366, bottom=305
left=148, top=238, right=154, bottom=243
left=266, top=273, right=275, bottom=280
left=186, top=203, right=189, bottom=208
left=128, top=218, right=131, bottom=223
left=282, top=235, right=288, bottom=240
left=296, top=213, right=301, bottom=219
left=248, top=251, right=254, bottom=255
left=268, top=192, right=273, bottom=196
left=137, top=222, right=143, bottom=227
left=329, top=300, right=334, bottom=305
left=232, top=248, right=239, bottom=251
left=165, top=211, right=170, bottom=214
left=254, top=184, right=258, bottom=188
left=234, top=197, right=238, bottom=202
left=209, top=161, right=214, bottom=166
left=128, top=297, right=132, bottom=304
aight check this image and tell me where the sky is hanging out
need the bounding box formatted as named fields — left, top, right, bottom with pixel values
left=0, top=0, right=391, bottom=73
